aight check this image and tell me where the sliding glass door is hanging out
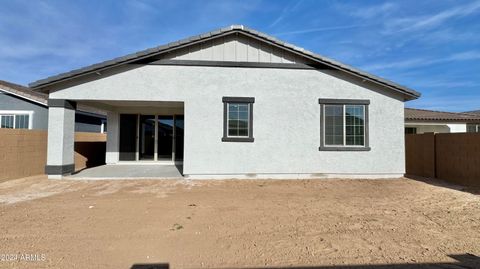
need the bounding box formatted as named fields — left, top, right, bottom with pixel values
left=119, top=114, right=183, bottom=162
left=139, top=115, right=155, bottom=160
left=157, top=116, right=174, bottom=160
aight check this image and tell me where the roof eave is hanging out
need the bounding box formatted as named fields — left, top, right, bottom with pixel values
left=29, top=25, right=421, bottom=100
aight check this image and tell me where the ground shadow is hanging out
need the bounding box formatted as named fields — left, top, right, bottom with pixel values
left=405, top=174, right=480, bottom=195
left=174, top=163, right=184, bottom=176
left=132, top=253, right=480, bottom=269
left=131, top=263, right=169, bottom=269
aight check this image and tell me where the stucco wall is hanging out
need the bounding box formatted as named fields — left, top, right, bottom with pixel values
left=0, top=92, right=49, bottom=129
left=50, top=65, right=406, bottom=178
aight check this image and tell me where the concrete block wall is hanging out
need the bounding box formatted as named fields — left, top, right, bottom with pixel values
left=0, top=129, right=47, bottom=181
left=0, top=129, right=106, bottom=182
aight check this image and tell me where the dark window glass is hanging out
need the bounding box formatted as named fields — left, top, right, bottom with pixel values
left=227, top=103, right=249, bottom=137
left=324, top=105, right=344, bottom=145
left=15, top=114, right=29, bottom=129
left=405, top=127, right=417, bottom=134
left=467, top=124, right=480, bottom=133
left=1, top=115, right=14, bottom=128
left=345, top=105, right=365, bottom=146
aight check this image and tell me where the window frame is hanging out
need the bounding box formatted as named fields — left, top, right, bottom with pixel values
left=0, top=110, right=33, bottom=129
left=319, top=99, right=370, bottom=151
left=467, top=123, right=480, bottom=133
left=222, top=97, right=254, bottom=142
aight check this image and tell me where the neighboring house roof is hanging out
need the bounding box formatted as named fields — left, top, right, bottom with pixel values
left=0, top=80, right=107, bottom=117
left=29, top=25, right=421, bottom=101
left=0, top=79, right=48, bottom=106
left=405, top=108, right=480, bottom=122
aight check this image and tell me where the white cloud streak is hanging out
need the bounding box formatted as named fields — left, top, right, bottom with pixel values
left=274, top=24, right=371, bottom=36
left=361, top=50, right=480, bottom=71
left=385, top=0, right=480, bottom=33
left=269, top=0, right=304, bottom=28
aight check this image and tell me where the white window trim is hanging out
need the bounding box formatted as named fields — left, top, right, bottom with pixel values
left=0, top=110, right=34, bottom=129
left=226, top=103, right=250, bottom=138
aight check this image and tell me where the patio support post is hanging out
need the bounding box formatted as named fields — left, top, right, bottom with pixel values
left=106, top=111, right=120, bottom=164
left=45, top=99, right=76, bottom=179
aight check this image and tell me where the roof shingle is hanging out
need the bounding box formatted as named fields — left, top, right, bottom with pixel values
left=405, top=108, right=480, bottom=122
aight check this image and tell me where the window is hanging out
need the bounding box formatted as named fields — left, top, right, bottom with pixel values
left=319, top=99, right=370, bottom=151
left=1, top=115, right=14, bottom=128
left=0, top=112, right=31, bottom=129
left=405, top=127, right=417, bottom=134
left=467, top=123, right=480, bottom=133
left=15, top=114, right=30, bottom=129
left=222, top=97, right=254, bottom=142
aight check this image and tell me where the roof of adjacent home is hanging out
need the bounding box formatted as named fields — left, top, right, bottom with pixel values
left=0, top=80, right=107, bottom=116
left=29, top=25, right=421, bottom=100
left=405, top=108, right=480, bottom=122
left=0, top=79, right=49, bottom=106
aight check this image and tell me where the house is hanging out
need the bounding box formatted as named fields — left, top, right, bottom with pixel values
left=29, top=25, right=421, bottom=179
left=0, top=80, right=106, bottom=132
left=405, top=108, right=480, bottom=134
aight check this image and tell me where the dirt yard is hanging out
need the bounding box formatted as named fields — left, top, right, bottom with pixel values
left=0, top=176, right=479, bottom=269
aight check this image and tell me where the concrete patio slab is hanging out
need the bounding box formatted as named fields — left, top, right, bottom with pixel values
left=66, top=164, right=183, bottom=180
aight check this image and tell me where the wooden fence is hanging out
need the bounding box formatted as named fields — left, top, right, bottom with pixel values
left=405, top=133, right=480, bottom=187
left=0, top=129, right=106, bottom=182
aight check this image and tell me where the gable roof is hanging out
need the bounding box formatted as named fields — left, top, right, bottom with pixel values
left=29, top=25, right=421, bottom=100
left=0, top=80, right=48, bottom=106
left=405, top=108, right=480, bottom=122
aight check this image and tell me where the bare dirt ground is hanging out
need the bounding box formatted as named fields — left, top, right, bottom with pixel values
left=0, top=176, right=479, bottom=269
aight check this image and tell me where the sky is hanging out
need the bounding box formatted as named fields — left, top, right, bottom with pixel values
left=0, top=0, right=479, bottom=112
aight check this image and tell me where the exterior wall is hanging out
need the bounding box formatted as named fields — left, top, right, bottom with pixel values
left=162, top=34, right=307, bottom=64
left=0, top=92, right=48, bottom=129
left=406, top=123, right=467, bottom=134
left=50, top=65, right=406, bottom=178
left=46, top=106, right=75, bottom=177
left=447, top=123, right=467, bottom=133
left=105, top=111, right=119, bottom=164
left=74, top=112, right=105, bottom=133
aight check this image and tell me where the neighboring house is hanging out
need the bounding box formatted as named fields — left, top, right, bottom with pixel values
left=464, top=110, right=480, bottom=132
left=0, top=80, right=106, bottom=132
left=405, top=108, right=480, bottom=134
left=30, top=25, right=421, bottom=179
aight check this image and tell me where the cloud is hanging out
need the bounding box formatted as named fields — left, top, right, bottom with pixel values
left=385, top=0, right=480, bottom=33
left=269, top=0, right=304, bottom=28
left=342, top=2, right=397, bottom=19
left=361, top=50, right=480, bottom=71
left=274, top=24, right=371, bottom=36
left=407, top=78, right=480, bottom=89
left=408, top=95, right=480, bottom=112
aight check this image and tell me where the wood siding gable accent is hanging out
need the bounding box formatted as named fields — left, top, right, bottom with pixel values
left=160, top=34, right=308, bottom=64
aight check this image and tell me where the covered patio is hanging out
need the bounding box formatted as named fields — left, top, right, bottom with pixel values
left=67, top=164, right=183, bottom=180
left=44, top=99, right=185, bottom=179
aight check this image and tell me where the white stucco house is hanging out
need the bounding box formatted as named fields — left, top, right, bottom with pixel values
left=30, top=25, right=421, bottom=179
left=405, top=108, right=480, bottom=134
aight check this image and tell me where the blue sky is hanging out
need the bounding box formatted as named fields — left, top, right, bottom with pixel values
left=1, top=0, right=479, bottom=112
